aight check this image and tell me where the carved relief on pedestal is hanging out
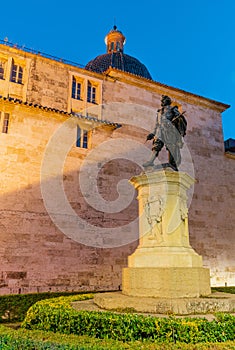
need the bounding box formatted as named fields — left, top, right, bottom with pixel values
left=144, top=195, right=165, bottom=242
left=179, top=196, right=189, bottom=237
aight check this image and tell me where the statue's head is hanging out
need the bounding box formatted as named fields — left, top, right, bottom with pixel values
left=161, top=95, right=171, bottom=106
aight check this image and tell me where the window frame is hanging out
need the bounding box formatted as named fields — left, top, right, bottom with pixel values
left=72, top=76, right=82, bottom=100
left=2, top=113, right=10, bottom=133
left=76, top=126, right=89, bottom=149
left=87, top=81, right=97, bottom=104
left=0, top=61, right=5, bottom=80
left=10, top=61, right=23, bottom=84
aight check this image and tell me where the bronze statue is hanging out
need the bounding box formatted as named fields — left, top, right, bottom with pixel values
left=143, top=95, right=187, bottom=171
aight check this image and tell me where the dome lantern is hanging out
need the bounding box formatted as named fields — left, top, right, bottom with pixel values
left=104, top=25, right=126, bottom=53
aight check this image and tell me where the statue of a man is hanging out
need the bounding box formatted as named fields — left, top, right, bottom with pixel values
left=143, top=95, right=187, bottom=170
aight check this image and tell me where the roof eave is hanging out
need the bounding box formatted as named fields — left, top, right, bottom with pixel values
left=0, top=96, right=120, bottom=128
left=103, top=68, right=230, bottom=113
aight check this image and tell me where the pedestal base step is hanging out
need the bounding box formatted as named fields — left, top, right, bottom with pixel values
left=122, top=267, right=211, bottom=298
left=94, top=291, right=235, bottom=315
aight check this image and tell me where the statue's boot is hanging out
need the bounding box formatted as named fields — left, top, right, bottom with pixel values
left=169, top=151, right=179, bottom=171
left=169, top=160, right=178, bottom=171
left=143, top=152, right=157, bottom=167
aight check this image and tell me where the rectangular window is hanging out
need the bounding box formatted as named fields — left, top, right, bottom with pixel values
left=76, top=126, right=81, bottom=147
left=83, top=130, right=88, bottom=148
left=87, top=84, right=91, bottom=102
left=76, top=126, right=89, bottom=149
left=72, top=77, right=81, bottom=100
left=2, top=113, right=10, bottom=133
left=87, top=82, right=96, bottom=104
left=18, top=66, right=23, bottom=83
left=10, top=61, right=23, bottom=84
left=11, top=64, right=17, bottom=82
left=0, top=62, right=4, bottom=80
left=92, top=88, right=96, bottom=103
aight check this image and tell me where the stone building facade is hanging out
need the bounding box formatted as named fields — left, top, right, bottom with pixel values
left=0, top=27, right=234, bottom=294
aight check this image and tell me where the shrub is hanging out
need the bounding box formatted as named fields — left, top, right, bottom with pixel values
left=22, top=296, right=235, bottom=344
left=0, top=291, right=92, bottom=323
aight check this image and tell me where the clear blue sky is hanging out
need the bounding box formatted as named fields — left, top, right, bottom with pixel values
left=1, top=0, right=234, bottom=140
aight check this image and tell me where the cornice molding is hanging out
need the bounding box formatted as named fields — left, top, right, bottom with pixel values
left=104, top=68, right=230, bottom=113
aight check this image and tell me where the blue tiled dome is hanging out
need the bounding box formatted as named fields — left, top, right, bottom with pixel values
left=85, top=26, right=152, bottom=80
left=85, top=52, right=152, bottom=80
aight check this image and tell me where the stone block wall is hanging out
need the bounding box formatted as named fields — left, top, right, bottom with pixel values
left=0, top=44, right=234, bottom=294
left=0, top=99, right=140, bottom=294
left=102, top=75, right=235, bottom=286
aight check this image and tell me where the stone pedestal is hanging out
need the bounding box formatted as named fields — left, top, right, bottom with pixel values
left=122, top=168, right=211, bottom=298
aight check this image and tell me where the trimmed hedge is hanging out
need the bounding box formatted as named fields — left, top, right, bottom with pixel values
left=1, top=325, right=235, bottom=350
left=0, top=287, right=233, bottom=324
left=212, top=287, right=235, bottom=294
left=0, top=291, right=92, bottom=323
left=22, top=296, right=235, bottom=343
